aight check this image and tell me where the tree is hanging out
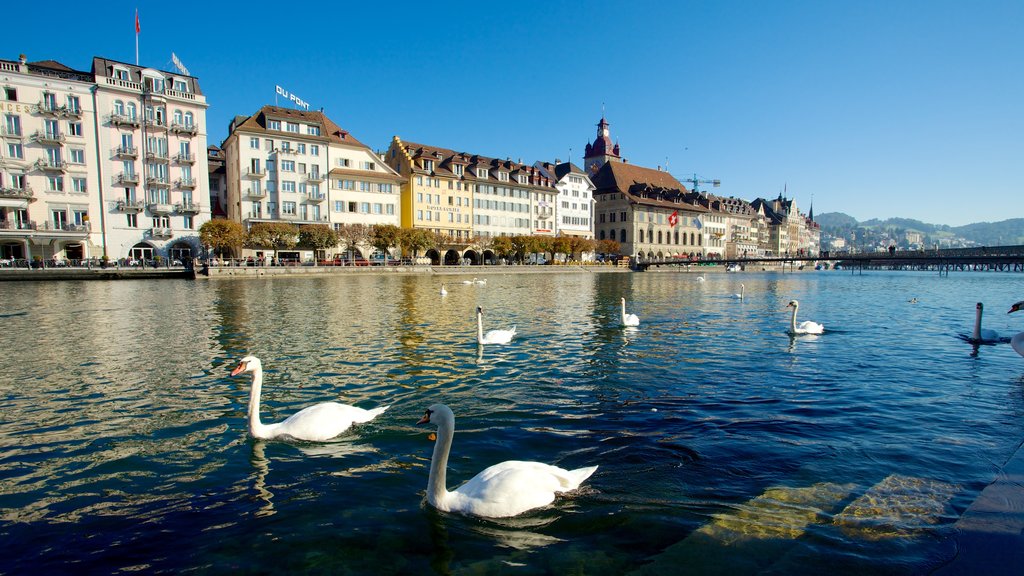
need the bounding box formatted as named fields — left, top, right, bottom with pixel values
left=568, top=236, right=595, bottom=261
left=199, top=219, right=246, bottom=258
left=370, top=224, right=402, bottom=261
left=596, top=239, right=621, bottom=257
left=298, top=224, right=339, bottom=263
left=246, top=222, right=299, bottom=259
left=491, top=236, right=514, bottom=262
left=336, top=223, right=370, bottom=259
left=551, top=236, right=572, bottom=262
left=402, top=228, right=434, bottom=259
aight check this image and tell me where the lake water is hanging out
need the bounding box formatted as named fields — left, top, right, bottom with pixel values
left=1, top=269, right=1023, bottom=574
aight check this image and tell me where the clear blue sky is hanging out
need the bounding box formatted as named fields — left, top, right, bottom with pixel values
left=7, top=0, right=1022, bottom=226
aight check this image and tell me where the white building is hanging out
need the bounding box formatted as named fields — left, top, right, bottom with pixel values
left=223, top=106, right=402, bottom=246
left=535, top=160, right=595, bottom=240
left=0, top=54, right=209, bottom=263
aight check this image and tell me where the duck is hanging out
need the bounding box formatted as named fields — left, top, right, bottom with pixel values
left=230, top=356, right=389, bottom=441
left=417, top=404, right=597, bottom=518
left=786, top=300, right=824, bottom=335
left=477, top=306, right=516, bottom=344
left=1008, top=301, right=1024, bottom=357
left=620, top=297, right=640, bottom=327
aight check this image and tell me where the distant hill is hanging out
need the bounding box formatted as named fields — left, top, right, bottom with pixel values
left=815, top=213, right=1024, bottom=246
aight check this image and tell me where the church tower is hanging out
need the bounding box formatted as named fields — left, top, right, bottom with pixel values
left=583, top=116, right=621, bottom=175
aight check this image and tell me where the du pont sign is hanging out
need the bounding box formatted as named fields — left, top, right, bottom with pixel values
left=275, top=85, right=310, bottom=111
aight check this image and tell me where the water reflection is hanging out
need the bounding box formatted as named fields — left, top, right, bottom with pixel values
left=249, top=440, right=275, bottom=518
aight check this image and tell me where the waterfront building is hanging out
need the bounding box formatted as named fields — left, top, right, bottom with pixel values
left=222, top=106, right=402, bottom=255
left=534, top=160, right=595, bottom=241
left=91, top=57, right=210, bottom=262
left=207, top=145, right=227, bottom=218
left=583, top=117, right=620, bottom=177
left=0, top=54, right=211, bottom=262
left=750, top=194, right=817, bottom=256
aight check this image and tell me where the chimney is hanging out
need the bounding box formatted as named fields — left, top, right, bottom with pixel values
left=555, top=158, right=560, bottom=164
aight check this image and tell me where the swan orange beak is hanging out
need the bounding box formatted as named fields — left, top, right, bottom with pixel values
left=230, top=361, right=246, bottom=376
left=416, top=415, right=430, bottom=425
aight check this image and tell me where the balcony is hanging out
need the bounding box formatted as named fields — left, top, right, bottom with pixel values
left=147, top=203, right=174, bottom=215
left=37, top=222, right=90, bottom=235
left=33, top=130, right=65, bottom=145
left=0, top=125, right=23, bottom=138
left=144, top=118, right=169, bottom=131
left=145, top=150, right=170, bottom=163
left=0, top=185, right=35, bottom=201
left=38, top=100, right=61, bottom=116
left=113, top=199, right=145, bottom=212
left=109, top=113, right=141, bottom=128
left=64, top=106, right=83, bottom=119
left=175, top=177, right=197, bottom=189
left=146, top=175, right=171, bottom=188
left=175, top=202, right=201, bottom=215
left=306, top=172, right=325, bottom=183
left=35, top=159, right=67, bottom=172
left=170, top=122, right=198, bottom=136
left=244, top=187, right=266, bottom=199
left=149, top=227, right=173, bottom=239
left=245, top=168, right=266, bottom=179
left=0, top=220, right=36, bottom=230
left=113, top=172, right=140, bottom=185
left=304, top=193, right=326, bottom=203
left=174, top=153, right=195, bottom=164
left=113, top=146, right=138, bottom=159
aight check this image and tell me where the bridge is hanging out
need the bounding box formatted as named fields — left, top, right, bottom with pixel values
left=634, top=245, right=1024, bottom=275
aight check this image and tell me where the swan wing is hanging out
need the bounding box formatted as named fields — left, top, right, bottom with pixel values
left=623, top=314, right=640, bottom=327
left=1012, top=332, right=1024, bottom=358
left=797, top=321, right=825, bottom=334
left=482, top=327, right=515, bottom=344
left=449, top=461, right=597, bottom=518
left=275, top=402, right=386, bottom=441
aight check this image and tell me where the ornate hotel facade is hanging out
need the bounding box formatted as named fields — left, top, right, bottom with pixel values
left=0, top=54, right=210, bottom=262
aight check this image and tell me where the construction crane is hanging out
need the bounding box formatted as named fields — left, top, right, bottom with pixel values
left=678, top=173, right=721, bottom=194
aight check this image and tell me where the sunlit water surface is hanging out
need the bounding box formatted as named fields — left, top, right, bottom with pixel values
left=1, top=270, right=1023, bottom=574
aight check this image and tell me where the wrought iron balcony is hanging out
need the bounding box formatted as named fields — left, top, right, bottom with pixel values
left=113, top=172, right=140, bottom=185
left=113, top=146, right=138, bottom=159
left=145, top=175, right=171, bottom=188
left=0, top=185, right=34, bottom=201
left=170, top=122, right=198, bottom=136
left=35, top=159, right=67, bottom=172
left=175, top=202, right=201, bottom=214
left=0, top=219, right=37, bottom=230
left=144, top=118, right=169, bottom=131
left=33, top=130, right=65, bottom=144
left=38, top=221, right=90, bottom=234
left=145, top=150, right=170, bottom=163
left=244, top=188, right=266, bottom=199
left=304, top=193, right=326, bottom=203
left=147, top=203, right=174, bottom=215
left=175, top=177, right=196, bottom=189
left=109, top=113, right=141, bottom=128
left=306, top=172, right=325, bottom=182
left=245, top=168, right=266, bottom=179
left=149, top=227, right=173, bottom=239
left=174, top=153, right=195, bottom=164
left=64, top=106, right=82, bottom=119
left=113, top=199, right=145, bottom=212
left=38, top=100, right=61, bottom=116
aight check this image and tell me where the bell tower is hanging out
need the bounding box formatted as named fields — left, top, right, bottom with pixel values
left=583, top=116, right=621, bottom=175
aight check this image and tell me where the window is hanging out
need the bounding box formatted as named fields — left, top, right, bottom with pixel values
left=334, top=201, right=343, bottom=212
left=281, top=160, right=295, bottom=172
left=477, top=168, right=488, bottom=178
left=296, top=143, right=305, bottom=154
left=44, top=119, right=60, bottom=139
left=282, top=201, right=296, bottom=215
left=3, top=114, right=20, bottom=137
left=453, top=164, right=464, bottom=176
left=47, top=175, right=64, bottom=191
left=360, top=202, right=370, bottom=213
left=180, top=141, right=191, bottom=157
left=337, top=158, right=350, bottom=167
left=127, top=213, right=137, bottom=227
left=173, top=109, right=183, bottom=125
left=183, top=112, right=194, bottom=128
left=70, top=149, right=85, bottom=164
left=183, top=215, right=193, bottom=229
left=3, top=87, right=16, bottom=101
left=66, top=95, right=80, bottom=114
left=310, top=145, right=319, bottom=156
left=7, top=142, right=23, bottom=159
left=286, top=122, right=299, bottom=133
left=68, top=122, right=83, bottom=136
left=373, top=203, right=382, bottom=214
left=267, top=120, right=281, bottom=131
left=73, top=177, right=87, bottom=193
left=423, top=160, right=434, bottom=172
left=282, top=181, right=296, bottom=193
left=174, top=80, right=188, bottom=92
left=307, top=125, right=320, bottom=136
left=126, top=102, right=137, bottom=119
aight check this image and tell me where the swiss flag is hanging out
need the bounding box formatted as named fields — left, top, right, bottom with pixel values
left=668, top=210, right=679, bottom=227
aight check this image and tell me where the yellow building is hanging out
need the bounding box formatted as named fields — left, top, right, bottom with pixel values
left=385, top=137, right=473, bottom=241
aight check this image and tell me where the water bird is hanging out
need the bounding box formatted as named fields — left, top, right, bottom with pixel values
left=440, top=284, right=448, bottom=296
left=474, top=278, right=487, bottom=285
left=696, top=274, right=706, bottom=283
left=416, top=404, right=597, bottom=518
left=786, top=300, right=824, bottom=335
left=1009, top=300, right=1024, bottom=358
left=230, top=356, right=389, bottom=441
left=732, top=284, right=745, bottom=299
left=476, top=306, right=516, bottom=344
left=620, top=297, right=640, bottom=327
left=461, top=278, right=475, bottom=285
left=969, top=302, right=1000, bottom=343
left=908, top=298, right=918, bottom=304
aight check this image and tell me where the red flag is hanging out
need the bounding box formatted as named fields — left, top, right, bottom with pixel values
left=135, top=9, right=140, bottom=33
left=668, top=210, right=678, bottom=227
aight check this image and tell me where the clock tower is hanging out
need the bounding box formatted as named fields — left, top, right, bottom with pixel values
left=583, top=116, right=621, bottom=175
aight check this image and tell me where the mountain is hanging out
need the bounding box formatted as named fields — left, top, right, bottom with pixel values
left=815, top=213, right=1024, bottom=248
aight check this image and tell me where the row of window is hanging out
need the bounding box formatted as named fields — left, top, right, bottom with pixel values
left=264, top=120, right=320, bottom=136
left=2, top=115, right=85, bottom=138
left=249, top=138, right=321, bottom=157
left=597, top=228, right=704, bottom=246
left=417, top=210, right=470, bottom=224
left=247, top=202, right=322, bottom=220
left=472, top=215, right=531, bottom=228
left=331, top=201, right=395, bottom=215
left=474, top=199, right=529, bottom=213
left=561, top=216, right=590, bottom=226
left=335, top=180, right=394, bottom=193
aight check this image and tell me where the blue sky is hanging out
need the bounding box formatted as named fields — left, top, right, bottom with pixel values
left=6, top=0, right=1022, bottom=226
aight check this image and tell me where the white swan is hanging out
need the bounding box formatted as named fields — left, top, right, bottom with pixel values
left=696, top=274, right=706, bottom=283
left=732, top=284, right=745, bottom=299
left=786, top=300, right=824, bottom=335
left=620, top=297, right=640, bottom=327
left=970, top=302, right=1000, bottom=343
left=477, top=306, right=516, bottom=344
left=461, top=278, right=474, bottom=285
left=1007, top=301, right=1023, bottom=357
left=417, top=404, right=597, bottom=518
left=230, top=356, right=389, bottom=441
left=474, top=278, right=487, bottom=285
left=440, top=284, right=448, bottom=296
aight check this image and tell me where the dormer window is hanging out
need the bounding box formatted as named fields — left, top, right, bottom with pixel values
left=423, top=159, right=434, bottom=172
left=517, top=174, right=528, bottom=184
left=498, top=172, right=509, bottom=182
left=452, top=164, right=464, bottom=176
left=173, top=80, right=188, bottom=92
left=307, top=125, right=320, bottom=136
left=267, top=119, right=281, bottom=131
left=113, top=67, right=130, bottom=81
left=476, top=168, right=488, bottom=178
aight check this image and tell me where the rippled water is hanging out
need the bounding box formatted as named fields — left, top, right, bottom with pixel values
left=1, top=269, right=1023, bottom=574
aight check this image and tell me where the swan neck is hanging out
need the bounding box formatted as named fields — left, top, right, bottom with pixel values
left=477, top=311, right=484, bottom=343
left=790, top=304, right=798, bottom=332
left=621, top=299, right=626, bottom=322
left=248, top=367, right=268, bottom=438
left=973, top=307, right=982, bottom=340
left=427, top=417, right=453, bottom=507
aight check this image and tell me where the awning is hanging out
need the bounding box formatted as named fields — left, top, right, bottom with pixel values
left=0, top=199, right=29, bottom=208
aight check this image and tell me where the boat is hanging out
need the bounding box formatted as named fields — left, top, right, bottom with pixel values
left=726, top=264, right=742, bottom=273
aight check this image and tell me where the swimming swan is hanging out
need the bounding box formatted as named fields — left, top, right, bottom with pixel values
left=230, top=356, right=389, bottom=441
left=732, top=284, right=745, bottom=299
left=417, top=404, right=597, bottom=518
left=786, top=300, right=824, bottom=335
left=440, top=284, right=448, bottom=296
left=477, top=306, right=516, bottom=344
left=1008, top=301, right=1024, bottom=357
left=970, top=302, right=1000, bottom=343
left=621, top=297, right=640, bottom=327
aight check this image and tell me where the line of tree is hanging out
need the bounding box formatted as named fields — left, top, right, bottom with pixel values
left=199, top=219, right=621, bottom=263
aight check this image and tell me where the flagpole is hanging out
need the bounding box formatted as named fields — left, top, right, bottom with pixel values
left=135, top=9, right=139, bottom=65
